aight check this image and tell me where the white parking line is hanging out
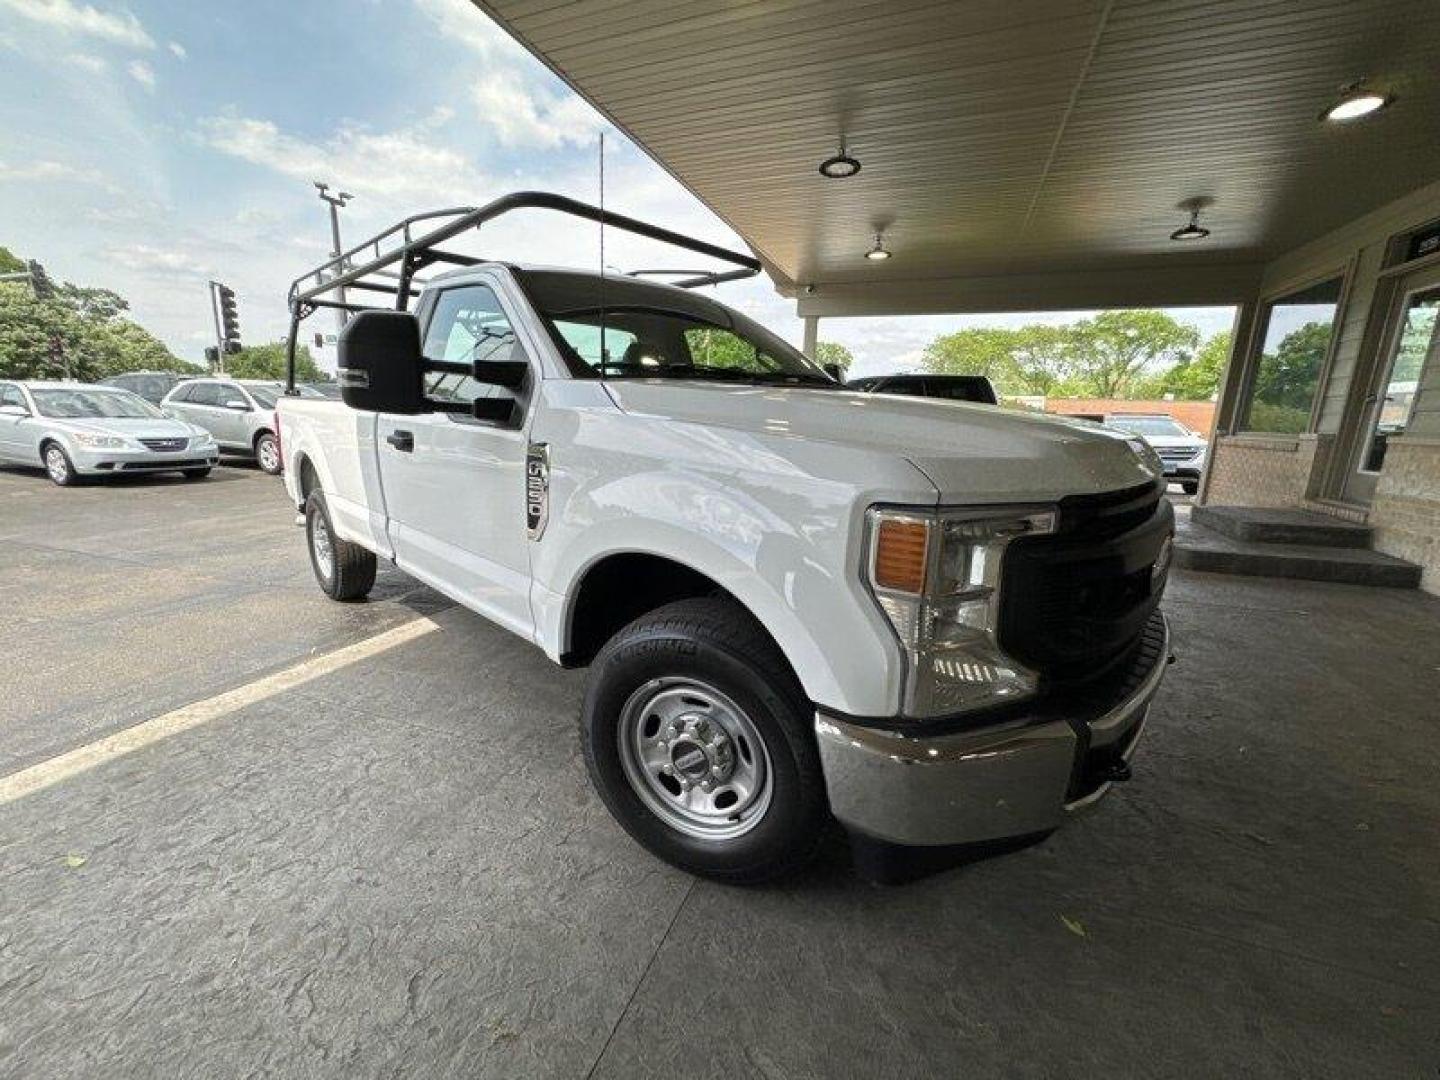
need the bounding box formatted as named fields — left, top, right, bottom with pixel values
left=0, top=616, right=440, bottom=806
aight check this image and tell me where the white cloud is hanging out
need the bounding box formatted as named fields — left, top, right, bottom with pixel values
left=66, top=51, right=106, bottom=72
left=0, top=158, right=116, bottom=190
left=0, top=0, right=154, bottom=49
left=195, top=112, right=496, bottom=210
left=102, top=242, right=210, bottom=277
left=471, top=71, right=604, bottom=150
left=411, top=0, right=529, bottom=63
left=167, top=40, right=185, bottom=59
left=126, top=58, right=154, bottom=89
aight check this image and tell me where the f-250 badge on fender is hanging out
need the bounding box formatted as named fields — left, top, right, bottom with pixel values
left=526, top=442, right=549, bottom=540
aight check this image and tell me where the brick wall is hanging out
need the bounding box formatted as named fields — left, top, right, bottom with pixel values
left=1370, top=437, right=1440, bottom=595
left=1043, top=399, right=1216, bottom=433
left=1204, top=434, right=1332, bottom=508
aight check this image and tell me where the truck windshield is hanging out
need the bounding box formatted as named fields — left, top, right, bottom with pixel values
left=31, top=388, right=163, bottom=419
left=516, top=269, right=835, bottom=387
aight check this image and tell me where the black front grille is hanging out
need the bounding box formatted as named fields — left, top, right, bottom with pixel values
left=999, top=482, right=1172, bottom=682
left=140, top=437, right=188, bottom=452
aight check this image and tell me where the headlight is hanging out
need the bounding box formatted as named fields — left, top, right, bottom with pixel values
left=71, top=432, right=130, bottom=449
left=1125, top=437, right=1164, bottom=476
left=865, top=505, right=1057, bottom=718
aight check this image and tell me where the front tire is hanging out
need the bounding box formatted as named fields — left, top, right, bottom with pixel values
left=255, top=432, right=282, bottom=475
left=42, top=442, right=78, bottom=487
left=581, top=596, right=827, bottom=884
left=306, top=490, right=376, bottom=601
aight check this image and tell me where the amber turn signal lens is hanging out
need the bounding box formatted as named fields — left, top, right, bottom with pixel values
left=874, top=519, right=929, bottom=593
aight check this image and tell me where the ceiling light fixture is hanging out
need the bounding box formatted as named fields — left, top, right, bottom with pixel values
left=819, top=137, right=861, bottom=179
left=1169, top=206, right=1211, bottom=242
left=864, top=232, right=891, bottom=260
left=1322, top=83, right=1393, bottom=123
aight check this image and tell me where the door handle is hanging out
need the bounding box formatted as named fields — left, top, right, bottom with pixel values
left=386, top=430, right=415, bottom=452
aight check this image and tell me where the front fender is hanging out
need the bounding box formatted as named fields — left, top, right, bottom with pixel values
left=528, top=407, right=935, bottom=717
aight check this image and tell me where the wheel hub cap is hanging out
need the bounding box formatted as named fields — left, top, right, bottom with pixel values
left=617, top=679, right=772, bottom=840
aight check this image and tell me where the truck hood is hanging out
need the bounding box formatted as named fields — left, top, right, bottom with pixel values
left=603, top=381, right=1160, bottom=501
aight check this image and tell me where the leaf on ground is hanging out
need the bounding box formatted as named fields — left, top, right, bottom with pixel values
left=1060, top=914, right=1087, bottom=939
left=63, top=854, right=87, bottom=869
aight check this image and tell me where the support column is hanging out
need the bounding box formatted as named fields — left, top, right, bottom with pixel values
left=1197, top=300, right=1259, bottom=505
left=802, top=315, right=818, bottom=360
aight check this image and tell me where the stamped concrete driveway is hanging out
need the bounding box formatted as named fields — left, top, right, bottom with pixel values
left=1, top=465, right=1437, bottom=1078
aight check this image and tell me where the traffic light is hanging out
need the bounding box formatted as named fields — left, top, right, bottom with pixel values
left=27, top=260, right=55, bottom=301
left=216, top=283, right=241, bottom=354
left=204, top=346, right=220, bottom=370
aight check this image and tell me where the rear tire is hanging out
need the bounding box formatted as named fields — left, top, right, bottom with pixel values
left=306, top=490, right=376, bottom=601
left=183, top=468, right=212, bottom=480
left=580, top=596, right=827, bottom=884
left=255, top=432, right=282, bottom=475
left=41, top=442, right=78, bottom=487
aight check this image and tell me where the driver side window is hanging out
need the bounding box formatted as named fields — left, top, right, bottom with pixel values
left=0, top=384, right=25, bottom=410
left=421, top=284, right=527, bottom=408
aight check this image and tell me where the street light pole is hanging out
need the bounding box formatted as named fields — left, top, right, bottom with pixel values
left=314, top=181, right=354, bottom=337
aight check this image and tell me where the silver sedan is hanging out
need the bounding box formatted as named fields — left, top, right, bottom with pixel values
left=0, top=380, right=220, bottom=486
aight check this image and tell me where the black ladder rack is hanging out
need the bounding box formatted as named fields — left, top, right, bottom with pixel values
left=284, top=190, right=761, bottom=389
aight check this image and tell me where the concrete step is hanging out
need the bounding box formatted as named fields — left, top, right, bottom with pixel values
left=1191, top=505, right=1372, bottom=548
left=1175, top=521, right=1422, bottom=588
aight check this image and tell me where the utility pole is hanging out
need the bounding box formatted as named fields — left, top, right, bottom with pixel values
left=314, top=181, right=354, bottom=336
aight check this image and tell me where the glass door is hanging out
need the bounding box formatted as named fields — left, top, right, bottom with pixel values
left=1344, top=269, right=1440, bottom=504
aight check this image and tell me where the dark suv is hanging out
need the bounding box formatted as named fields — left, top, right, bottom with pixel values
left=846, top=373, right=998, bottom=405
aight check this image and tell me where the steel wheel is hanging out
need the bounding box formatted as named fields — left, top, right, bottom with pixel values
left=617, top=677, right=774, bottom=840
left=44, top=445, right=72, bottom=485
left=310, top=511, right=334, bottom=581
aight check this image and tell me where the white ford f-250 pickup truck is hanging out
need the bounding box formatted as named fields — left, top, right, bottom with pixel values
left=278, top=193, right=1174, bottom=883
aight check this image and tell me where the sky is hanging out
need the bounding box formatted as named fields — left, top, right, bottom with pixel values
left=0, top=0, right=1235, bottom=379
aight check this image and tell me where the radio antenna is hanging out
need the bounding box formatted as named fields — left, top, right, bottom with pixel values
left=598, top=130, right=607, bottom=381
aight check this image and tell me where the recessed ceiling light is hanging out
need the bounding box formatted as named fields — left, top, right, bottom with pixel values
left=819, top=137, right=860, bottom=178
left=864, top=232, right=891, bottom=260
left=1323, top=87, right=1392, bottom=122
left=1170, top=207, right=1210, bottom=242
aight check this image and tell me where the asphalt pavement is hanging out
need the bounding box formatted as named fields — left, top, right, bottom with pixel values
left=1, top=463, right=1437, bottom=1078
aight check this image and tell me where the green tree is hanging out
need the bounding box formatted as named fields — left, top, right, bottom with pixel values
left=1159, top=330, right=1231, bottom=400
left=1007, top=325, right=1078, bottom=396
left=1069, top=311, right=1198, bottom=398
left=222, top=341, right=325, bottom=382
left=922, top=328, right=1023, bottom=392
left=814, top=340, right=854, bottom=376
left=1246, top=321, right=1330, bottom=433
left=0, top=245, right=24, bottom=275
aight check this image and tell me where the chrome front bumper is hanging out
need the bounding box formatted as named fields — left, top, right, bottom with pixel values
left=814, top=614, right=1170, bottom=847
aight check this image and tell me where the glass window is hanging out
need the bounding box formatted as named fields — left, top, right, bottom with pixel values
left=1241, top=277, right=1343, bottom=434
left=187, top=383, right=227, bottom=407
left=421, top=284, right=526, bottom=407
left=1108, top=416, right=1190, bottom=437
left=247, top=386, right=281, bottom=409
left=0, top=384, right=25, bottom=409
left=31, top=388, right=162, bottom=419
left=516, top=268, right=833, bottom=386
left=168, top=382, right=195, bottom=403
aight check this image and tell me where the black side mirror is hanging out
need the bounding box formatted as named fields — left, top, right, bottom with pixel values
left=338, top=311, right=426, bottom=414
left=822, top=362, right=844, bottom=383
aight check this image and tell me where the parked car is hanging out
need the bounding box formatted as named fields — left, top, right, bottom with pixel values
left=100, top=371, right=196, bottom=406
left=161, top=378, right=286, bottom=474
left=846, top=373, right=999, bottom=405
left=0, top=380, right=218, bottom=485
left=1102, top=414, right=1206, bottom=494
left=277, top=195, right=1175, bottom=884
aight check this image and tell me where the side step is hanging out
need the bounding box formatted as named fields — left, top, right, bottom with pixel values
left=1191, top=505, right=1372, bottom=548
left=1175, top=529, right=1422, bottom=588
